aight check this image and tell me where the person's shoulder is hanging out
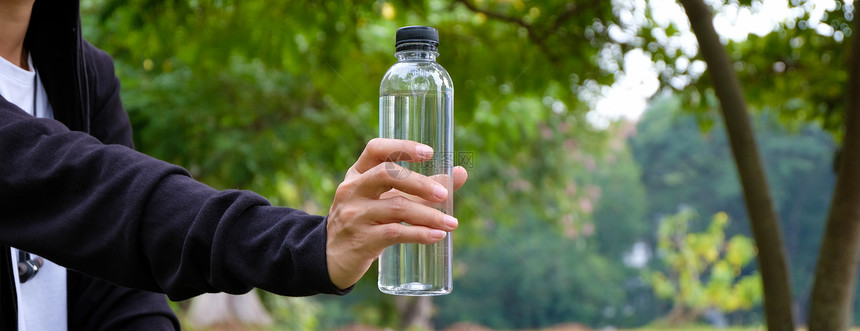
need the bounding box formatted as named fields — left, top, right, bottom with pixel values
left=81, top=40, right=118, bottom=79
left=79, top=40, right=132, bottom=147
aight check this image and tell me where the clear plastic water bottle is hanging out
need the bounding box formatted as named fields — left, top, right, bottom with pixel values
left=377, top=26, right=454, bottom=296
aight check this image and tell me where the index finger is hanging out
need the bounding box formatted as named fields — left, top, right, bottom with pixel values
left=352, top=138, right=433, bottom=174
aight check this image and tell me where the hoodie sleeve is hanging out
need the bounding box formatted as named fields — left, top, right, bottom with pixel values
left=66, top=271, right=180, bottom=331
left=0, top=97, right=349, bottom=301
left=64, top=41, right=178, bottom=331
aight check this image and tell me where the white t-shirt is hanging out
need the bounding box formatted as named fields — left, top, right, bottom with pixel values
left=0, top=54, right=53, bottom=118
left=0, top=53, right=67, bottom=331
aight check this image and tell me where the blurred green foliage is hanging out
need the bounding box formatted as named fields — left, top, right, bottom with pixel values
left=80, top=0, right=624, bottom=237
left=657, top=1, right=854, bottom=139
left=728, top=2, right=853, bottom=138
left=76, top=0, right=851, bottom=329
left=431, top=121, right=648, bottom=329
left=647, top=209, right=762, bottom=324
left=80, top=0, right=632, bottom=329
left=262, top=296, right=322, bottom=330
left=632, top=94, right=836, bottom=321
left=434, top=212, right=627, bottom=329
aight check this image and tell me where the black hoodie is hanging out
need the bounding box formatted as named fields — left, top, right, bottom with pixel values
left=1, top=1, right=348, bottom=329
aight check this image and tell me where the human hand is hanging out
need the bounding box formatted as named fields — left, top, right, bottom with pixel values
left=325, top=138, right=468, bottom=290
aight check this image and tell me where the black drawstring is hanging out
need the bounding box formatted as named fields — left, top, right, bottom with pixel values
left=32, top=68, right=38, bottom=117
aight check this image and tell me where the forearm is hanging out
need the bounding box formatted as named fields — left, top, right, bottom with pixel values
left=0, top=110, right=346, bottom=299
left=140, top=175, right=347, bottom=299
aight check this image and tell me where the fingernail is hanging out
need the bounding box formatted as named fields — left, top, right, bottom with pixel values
left=430, top=230, right=447, bottom=240
left=433, top=185, right=448, bottom=200
left=415, top=145, right=433, bottom=159
left=444, top=216, right=459, bottom=229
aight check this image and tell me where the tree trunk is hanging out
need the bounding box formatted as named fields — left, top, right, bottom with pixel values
left=807, top=6, right=860, bottom=330
left=677, top=0, right=796, bottom=329
left=395, top=296, right=434, bottom=330
left=188, top=291, right=273, bottom=328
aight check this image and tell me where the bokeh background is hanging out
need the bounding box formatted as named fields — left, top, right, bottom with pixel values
left=78, top=0, right=855, bottom=330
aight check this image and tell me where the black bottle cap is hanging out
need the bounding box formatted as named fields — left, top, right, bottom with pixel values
left=395, top=26, right=439, bottom=52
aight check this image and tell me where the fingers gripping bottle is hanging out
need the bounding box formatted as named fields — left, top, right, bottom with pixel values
left=378, top=26, right=454, bottom=296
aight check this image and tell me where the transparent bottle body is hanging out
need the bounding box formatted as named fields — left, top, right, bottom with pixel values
left=378, top=50, right=454, bottom=296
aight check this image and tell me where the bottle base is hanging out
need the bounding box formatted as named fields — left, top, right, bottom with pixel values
left=378, top=282, right=452, bottom=296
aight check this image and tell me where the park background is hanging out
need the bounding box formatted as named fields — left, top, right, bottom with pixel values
left=79, top=0, right=859, bottom=330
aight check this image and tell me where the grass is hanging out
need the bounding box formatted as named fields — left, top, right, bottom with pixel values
left=621, top=328, right=764, bottom=331
left=621, top=328, right=860, bottom=331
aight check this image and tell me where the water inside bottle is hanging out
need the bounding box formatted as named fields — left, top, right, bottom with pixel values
left=378, top=90, right=453, bottom=296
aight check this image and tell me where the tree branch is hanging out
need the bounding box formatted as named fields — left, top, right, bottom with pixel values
left=550, top=0, right=600, bottom=33
left=808, top=2, right=860, bottom=329
left=453, top=0, right=559, bottom=64
left=551, top=2, right=579, bottom=33
left=678, top=0, right=796, bottom=329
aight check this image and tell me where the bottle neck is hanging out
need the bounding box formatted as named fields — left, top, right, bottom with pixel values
left=395, top=50, right=438, bottom=62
